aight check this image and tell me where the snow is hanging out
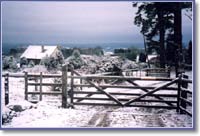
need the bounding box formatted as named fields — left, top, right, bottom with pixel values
left=1, top=68, right=193, bottom=128
left=20, top=45, right=58, bottom=59
left=4, top=102, right=96, bottom=128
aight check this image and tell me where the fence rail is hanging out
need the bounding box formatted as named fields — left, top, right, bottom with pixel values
left=123, top=67, right=170, bottom=78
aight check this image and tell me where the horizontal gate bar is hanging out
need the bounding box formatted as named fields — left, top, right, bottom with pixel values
left=73, top=91, right=178, bottom=97
left=2, top=73, right=25, bottom=78
left=181, top=88, right=192, bottom=94
left=27, top=74, right=61, bottom=78
left=28, top=83, right=62, bottom=86
left=27, top=92, right=62, bottom=95
left=69, top=75, right=174, bottom=81
left=73, top=102, right=177, bottom=109
left=181, top=79, right=192, bottom=83
left=73, top=97, right=177, bottom=103
left=73, top=84, right=178, bottom=90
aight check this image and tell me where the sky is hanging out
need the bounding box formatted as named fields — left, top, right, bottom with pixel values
left=1, top=1, right=193, bottom=45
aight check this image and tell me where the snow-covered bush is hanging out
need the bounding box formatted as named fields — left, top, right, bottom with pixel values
left=2, top=101, right=35, bottom=125
left=40, top=56, right=63, bottom=70
left=28, top=60, right=35, bottom=68
left=20, top=57, right=28, bottom=68
left=56, top=50, right=64, bottom=64
left=66, top=50, right=85, bottom=69
left=3, top=56, right=19, bottom=71
left=2, top=106, right=13, bottom=124
left=121, top=60, right=138, bottom=70
left=73, top=49, right=81, bottom=58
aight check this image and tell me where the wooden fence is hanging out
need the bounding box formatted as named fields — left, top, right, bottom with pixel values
left=123, top=67, right=170, bottom=78
left=2, top=65, right=192, bottom=116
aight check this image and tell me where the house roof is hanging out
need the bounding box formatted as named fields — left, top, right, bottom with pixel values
left=147, top=54, right=158, bottom=60
left=20, top=45, right=58, bottom=59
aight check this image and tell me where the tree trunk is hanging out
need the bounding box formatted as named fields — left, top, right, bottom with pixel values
left=174, top=3, right=182, bottom=77
left=143, top=34, right=150, bottom=68
left=158, top=8, right=166, bottom=68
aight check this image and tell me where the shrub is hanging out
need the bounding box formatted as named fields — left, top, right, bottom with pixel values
left=28, top=60, right=35, bottom=68
left=40, top=51, right=64, bottom=70
left=66, top=50, right=85, bottom=69
left=40, top=57, right=57, bottom=70
left=3, top=56, right=18, bottom=70
left=114, top=47, right=139, bottom=61
left=20, top=57, right=28, bottom=68
left=139, top=52, right=146, bottom=62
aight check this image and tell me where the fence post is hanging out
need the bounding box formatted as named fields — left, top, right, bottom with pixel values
left=39, top=72, right=43, bottom=101
left=24, top=72, right=28, bottom=100
left=35, top=78, right=38, bottom=91
left=167, top=67, right=170, bottom=78
left=70, top=65, right=74, bottom=108
left=62, top=65, right=68, bottom=108
left=80, top=78, right=83, bottom=90
left=177, top=74, right=182, bottom=113
left=180, top=74, right=188, bottom=114
left=146, top=69, right=149, bottom=76
left=182, top=74, right=189, bottom=88
left=4, top=73, right=9, bottom=105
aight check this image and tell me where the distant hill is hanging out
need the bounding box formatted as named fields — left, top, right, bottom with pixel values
left=2, top=42, right=189, bottom=56
left=2, top=42, right=144, bottom=55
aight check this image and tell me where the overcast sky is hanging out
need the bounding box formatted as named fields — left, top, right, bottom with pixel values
left=2, top=1, right=193, bottom=44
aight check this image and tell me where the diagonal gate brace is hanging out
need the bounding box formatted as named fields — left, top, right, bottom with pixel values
left=124, top=79, right=177, bottom=106
left=72, top=70, right=123, bottom=106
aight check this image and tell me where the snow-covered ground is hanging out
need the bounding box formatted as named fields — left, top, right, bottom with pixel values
left=1, top=70, right=193, bottom=128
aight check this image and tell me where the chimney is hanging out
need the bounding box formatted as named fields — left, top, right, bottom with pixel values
left=41, top=45, right=45, bottom=52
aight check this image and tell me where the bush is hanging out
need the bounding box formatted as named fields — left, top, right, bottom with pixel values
left=61, top=48, right=73, bottom=58
left=66, top=50, right=85, bottom=69
left=92, top=47, right=104, bottom=56
left=3, top=56, right=18, bottom=70
left=139, top=52, right=146, bottom=62
left=28, top=60, right=35, bottom=68
left=40, top=51, right=64, bottom=70
left=114, top=47, right=139, bottom=61
left=72, top=49, right=81, bottom=58
left=56, top=51, right=64, bottom=64
left=40, top=57, right=58, bottom=70
left=20, top=57, right=28, bottom=68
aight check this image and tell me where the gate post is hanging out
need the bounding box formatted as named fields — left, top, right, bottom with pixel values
left=180, top=74, right=188, bottom=114
left=62, top=65, right=68, bottom=108
left=39, top=72, right=43, bottom=101
left=70, top=65, right=74, bottom=108
left=177, top=74, right=182, bottom=113
left=24, top=72, right=28, bottom=100
left=4, top=73, right=9, bottom=105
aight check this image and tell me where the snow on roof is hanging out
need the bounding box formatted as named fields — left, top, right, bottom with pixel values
left=147, top=54, right=158, bottom=60
left=20, top=45, right=58, bottom=59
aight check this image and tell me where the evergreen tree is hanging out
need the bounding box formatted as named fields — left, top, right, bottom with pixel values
left=133, top=2, right=192, bottom=71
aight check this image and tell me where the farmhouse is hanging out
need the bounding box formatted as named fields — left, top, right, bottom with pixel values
left=20, top=45, right=62, bottom=65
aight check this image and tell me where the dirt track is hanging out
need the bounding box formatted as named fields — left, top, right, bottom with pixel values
left=80, top=106, right=192, bottom=128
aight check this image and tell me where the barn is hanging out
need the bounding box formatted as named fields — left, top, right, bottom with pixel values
left=20, top=45, right=63, bottom=66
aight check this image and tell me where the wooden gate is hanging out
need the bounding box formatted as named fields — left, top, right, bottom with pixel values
left=68, top=66, right=179, bottom=110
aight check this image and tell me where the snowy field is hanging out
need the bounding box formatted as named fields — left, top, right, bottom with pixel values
left=1, top=70, right=193, bottom=128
